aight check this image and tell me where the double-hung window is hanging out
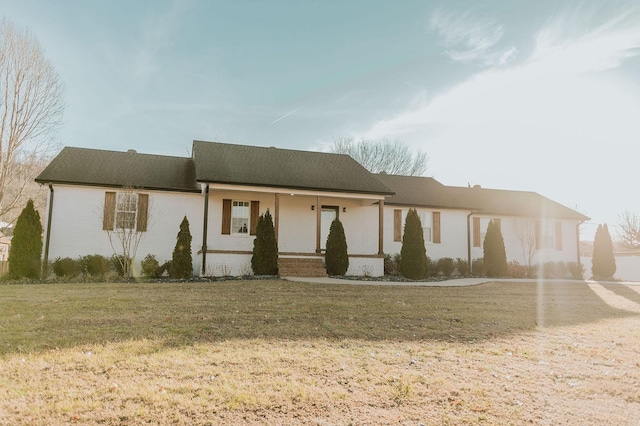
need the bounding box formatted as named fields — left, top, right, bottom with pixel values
left=232, top=201, right=250, bottom=234
left=116, top=193, right=138, bottom=230
left=103, top=191, right=148, bottom=232
left=418, top=211, right=433, bottom=243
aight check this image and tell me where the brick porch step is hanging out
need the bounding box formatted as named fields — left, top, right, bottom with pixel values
left=278, top=257, right=327, bottom=277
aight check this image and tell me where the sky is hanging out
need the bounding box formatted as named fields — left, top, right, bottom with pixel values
left=2, top=0, right=640, bottom=241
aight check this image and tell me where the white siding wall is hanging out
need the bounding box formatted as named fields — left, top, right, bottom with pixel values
left=384, top=207, right=469, bottom=261
left=44, top=185, right=203, bottom=276
left=384, top=208, right=581, bottom=267
left=204, top=191, right=382, bottom=276
left=471, top=216, right=580, bottom=265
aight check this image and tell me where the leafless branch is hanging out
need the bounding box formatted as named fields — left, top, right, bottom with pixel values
left=331, top=136, right=428, bottom=176
left=0, top=18, right=63, bottom=223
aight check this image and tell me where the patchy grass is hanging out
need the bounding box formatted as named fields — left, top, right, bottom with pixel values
left=1, top=280, right=640, bottom=424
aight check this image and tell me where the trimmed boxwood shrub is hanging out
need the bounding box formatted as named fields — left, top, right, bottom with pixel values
left=81, top=254, right=110, bottom=278
left=437, top=257, right=455, bottom=277
left=141, top=254, right=162, bottom=278
left=52, top=257, right=81, bottom=278
left=456, top=257, right=469, bottom=276
left=325, top=218, right=349, bottom=275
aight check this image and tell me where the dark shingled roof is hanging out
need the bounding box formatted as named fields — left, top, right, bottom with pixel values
left=376, top=174, right=589, bottom=221
left=447, top=186, right=590, bottom=220
left=375, top=174, right=469, bottom=209
left=192, top=140, right=394, bottom=195
left=35, top=147, right=200, bottom=192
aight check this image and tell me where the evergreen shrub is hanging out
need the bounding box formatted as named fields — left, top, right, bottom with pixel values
left=399, top=208, right=428, bottom=280
left=325, top=218, right=349, bottom=275
left=170, top=216, right=193, bottom=278
left=8, top=199, right=43, bottom=279
left=591, top=223, right=616, bottom=279
left=437, top=257, right=455, bottom=277
left=52, top=257, right=81, bottom=278
left=455, top=257, right=469, bottom=276
left=251, top=210, right=278, bottom=275
left=81, top=254, right=110, bottom=277
left=483, top=220, right=508, bottom=277
left=141, top=254, right=162, bottom=278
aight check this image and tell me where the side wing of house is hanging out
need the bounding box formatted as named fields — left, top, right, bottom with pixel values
left=470, top=215, right=581, bottom=265
left=36, top=147, right=204, bottom=277
left=42, top=184, right=203, bottom=276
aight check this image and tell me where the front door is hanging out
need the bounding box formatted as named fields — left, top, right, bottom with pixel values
left=320, top=206, right=339, bottom=250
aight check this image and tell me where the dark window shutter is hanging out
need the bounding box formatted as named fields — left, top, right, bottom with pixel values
left=473, top=217, right=481, bottom=247
left=103, top=192, right=115, bottom=231
left=394, top=209, right=402, bottom=242
left=250, top=201, right=259, bottom=235
left=433, top=211, right=441, bottom=244
left=555, top=221, right=563, bottom=250
left=222, top=199, right=231, bottom=235
left=535, top=220, right=542, bottom=249
left=136, top=193, right=149, bottom=232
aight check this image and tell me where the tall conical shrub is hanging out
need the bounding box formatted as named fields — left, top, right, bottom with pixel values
left=9, top=199, right=43, bottom=279
left=592, top=223, right=616, bottom=279
left=483, top=219, right=507, bottom=277
left=170, top=216, right=192, bottom=278
left=325, top=218, right=349, bottom=275
left=252, top=209, right=278, bottom=275
left=400, top=208, right=428, bottom=279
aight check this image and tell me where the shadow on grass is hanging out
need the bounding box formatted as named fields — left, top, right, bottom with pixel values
left=602, top=282, right=640, bottom=305
left=1, top=280, right=638, bottom=355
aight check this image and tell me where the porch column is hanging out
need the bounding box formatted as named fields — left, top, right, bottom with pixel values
left=378, top=199, right=384, bottom=255
left=201, top=184, right=209, bottom=276
left=274, top=193, right=280, bottom=244
left=316, top=195, right=321, bottom=253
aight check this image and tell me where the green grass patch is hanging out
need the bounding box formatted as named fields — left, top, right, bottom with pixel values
left=0, top=280, right=633, bottom=355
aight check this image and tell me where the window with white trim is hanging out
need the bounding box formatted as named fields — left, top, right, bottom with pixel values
left=417, top=211, right=433, bottom=243
left=541, top=221, right=555, bottom=249
left=116, top=193, right=138, bottom=230
left=232, top=200, right=250, bottom=234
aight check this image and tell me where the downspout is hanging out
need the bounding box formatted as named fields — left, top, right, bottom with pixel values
left=576, top=221, right=583, bottom=268
left=467, top=211, right=473, bottom=274
left=466, top=211, right=480, bottom=274
left=201, top=184, right=209, bottom=276
left=42, top=183, right=55, bottom=278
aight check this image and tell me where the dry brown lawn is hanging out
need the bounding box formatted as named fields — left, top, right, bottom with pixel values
left=1, top=279, right=640, bottom=425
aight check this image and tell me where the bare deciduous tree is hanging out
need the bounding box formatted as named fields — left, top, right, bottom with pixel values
left=331, top=136, right=428, bottom=176
left=101, top=188, right=151, bottom=278
left=0, top=19, right=63, bottom=224
left=513, top=218, right=537, bottom=268
left=617, top=210, right=640, bottom=249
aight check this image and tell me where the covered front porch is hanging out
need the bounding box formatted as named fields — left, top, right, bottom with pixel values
left=198, top=183, right=387, bottom=277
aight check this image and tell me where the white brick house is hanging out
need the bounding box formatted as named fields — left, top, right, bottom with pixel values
left=35, top=140, right=588, bottom=277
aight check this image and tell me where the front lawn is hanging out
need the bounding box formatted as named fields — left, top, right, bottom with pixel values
left=1, top=280, right=639, bottom=424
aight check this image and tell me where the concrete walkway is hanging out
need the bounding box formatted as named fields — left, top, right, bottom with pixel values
left=282, top=276, right=640, bottom=287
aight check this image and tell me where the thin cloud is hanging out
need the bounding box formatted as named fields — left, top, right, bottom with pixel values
left=363, top=7, right=640, bottom=140
left=271, top=108, right=299, bottom=125
left=430, top=10, right=516, bottom=66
